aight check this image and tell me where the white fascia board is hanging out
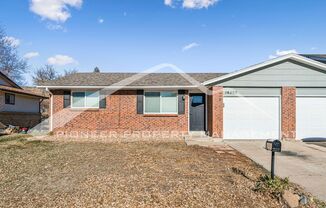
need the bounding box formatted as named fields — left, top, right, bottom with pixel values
left=37, top=85, right=199, bottom=89
left=203, top=54, right=326, bottom=85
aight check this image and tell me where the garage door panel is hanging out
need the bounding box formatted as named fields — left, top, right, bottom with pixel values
left=297, top=97, right=326, bottom=139
left=224, top=97, right=280, bottom=140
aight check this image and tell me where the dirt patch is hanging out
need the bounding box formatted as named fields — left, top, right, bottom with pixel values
left=0, top=136, right=322, bottom=207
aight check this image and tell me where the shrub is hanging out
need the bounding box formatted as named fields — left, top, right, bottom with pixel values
left=254, top=175, right=289, bottom=198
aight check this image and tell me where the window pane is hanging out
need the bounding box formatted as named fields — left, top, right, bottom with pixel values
left=85, top=91, right=99, bottom=107
left=10, top=95, right=15, bottom=104
left=161, top=92, right=177, bottom=113
left=5, top=94, right=10, bottom=104
left=145, top=92, right=160, bottom=113
left=72, top=92, right=85, bottom=107
left=192, top=96, right=203, bottom=104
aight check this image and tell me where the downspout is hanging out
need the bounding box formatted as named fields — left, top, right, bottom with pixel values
left=39, top=98, right=43, bottom=124
left=45, top=87, right=53, bottom=132
left=39, top=99, right=42, bottom=114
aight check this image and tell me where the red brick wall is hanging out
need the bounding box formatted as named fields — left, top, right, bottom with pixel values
left=207, top=86, right=223, bottom=138
left=51, top=90, right=189, bottom=135
left=281, top=87, right=296, bottom=140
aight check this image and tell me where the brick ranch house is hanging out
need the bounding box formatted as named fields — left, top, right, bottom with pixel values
left=39, top=54, right=326, bottom=140
left=0, top=72, right=48, bottom=128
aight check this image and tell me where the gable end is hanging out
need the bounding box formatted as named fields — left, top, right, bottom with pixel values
left=213, top=59, right=326, bottom=87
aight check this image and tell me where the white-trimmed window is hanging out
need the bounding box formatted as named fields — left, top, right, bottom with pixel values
left=144, top=91, right=178, bottom=114
left=5, top=93, right=15, bottom=105
left=71, top=91, right=99, bottom=108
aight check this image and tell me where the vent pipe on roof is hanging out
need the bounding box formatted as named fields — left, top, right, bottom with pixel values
left=94, top=67, right=100, bottom=73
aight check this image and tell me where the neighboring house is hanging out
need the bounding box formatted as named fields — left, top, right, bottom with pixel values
left=39, top=54, right=326, bottom=140
left=23, top=87, right=50, bottom=119
left=0, top=72, right=48, bottom=128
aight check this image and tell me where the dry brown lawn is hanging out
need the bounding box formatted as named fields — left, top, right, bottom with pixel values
left=0, top=135, right=319, bottom=207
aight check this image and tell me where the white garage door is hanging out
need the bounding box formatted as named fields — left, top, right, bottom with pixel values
left=224, top=97, right=280, bottom=140
left=297, top=97, right=326, bottom=139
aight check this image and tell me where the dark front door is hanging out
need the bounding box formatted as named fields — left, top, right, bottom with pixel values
left=190, top=94, right=205, bottom=131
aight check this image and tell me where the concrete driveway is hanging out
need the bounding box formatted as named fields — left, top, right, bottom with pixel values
left=225, top=140, right=326, bottom=201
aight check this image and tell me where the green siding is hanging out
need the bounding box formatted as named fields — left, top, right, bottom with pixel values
left=220, top=61, right=326, bottom=87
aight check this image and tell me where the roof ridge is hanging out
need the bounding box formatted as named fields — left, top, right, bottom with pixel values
left=38, top=72, right=227, bottom=87
left=300, top=54, right=326, bottom=55
left=72, top=72, right=226, bottom=74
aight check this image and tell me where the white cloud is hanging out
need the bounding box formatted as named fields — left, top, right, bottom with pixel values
left=165, top=0, right=219, bottom=9
left=98, top=18, right=104, bottom=24
left=164, top=0, right=173, bottom=6
left=30, top=0, right=83, bottom=22
left=46, top=23, right=65, bottom=31
left=182, top=42, right=200, bottom=51
left=47, top=54, right=77, bottom=66
left=269, top=49, right=298, bottom=59
left=183, top=0, right=218, bottom=9
left=23, top=52, right=40, bottom=59
left=3, top=36, right=20, bottom=47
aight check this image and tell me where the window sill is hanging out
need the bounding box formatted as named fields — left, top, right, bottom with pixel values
left=69, top=108, right=100, bottom=111
left=143, top=114, right=178, bottom=117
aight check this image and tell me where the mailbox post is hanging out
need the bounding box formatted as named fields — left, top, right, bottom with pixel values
left=265, top=139, right=282, bottom=179
left=271, top=151, right=275, bottom=179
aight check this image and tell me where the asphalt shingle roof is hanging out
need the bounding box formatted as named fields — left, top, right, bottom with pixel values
left=0, top=85, right=48, bottom=98
left=301, top=54, right=326, bottom=64
left=39, top=73, right=227, bottom=87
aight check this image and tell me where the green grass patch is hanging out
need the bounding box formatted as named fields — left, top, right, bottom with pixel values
left=254, top=175, right=289, bottom=199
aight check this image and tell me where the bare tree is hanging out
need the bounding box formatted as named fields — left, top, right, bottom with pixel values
left=32, top=65, right=59, bottom=85
left=63, top=68, right=78, bottom=76
left=0, top=27, right=27, bottom=85
left=33, top=66, right=78, bottom=85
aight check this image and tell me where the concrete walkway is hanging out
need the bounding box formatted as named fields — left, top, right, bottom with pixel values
left=185, top=135, right=224, bottom=147
left=226, top=140, right=326, bottom=201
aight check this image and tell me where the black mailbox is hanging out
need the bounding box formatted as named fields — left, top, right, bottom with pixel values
left=265, top=139, right=282, bottom=152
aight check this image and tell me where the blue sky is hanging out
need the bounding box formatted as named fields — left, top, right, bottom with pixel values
left=0, top=0, right=326, bottom=85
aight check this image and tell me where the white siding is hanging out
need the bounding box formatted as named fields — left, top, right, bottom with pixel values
left=297, top=88, right=326, bottom=96
left=220, top=61, right=326, bottom=87
left=1, top=93, right=40, bottom=113
left=224, top=88, right=281, bottom=97
left=0, top=92, right=4, bottom=111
